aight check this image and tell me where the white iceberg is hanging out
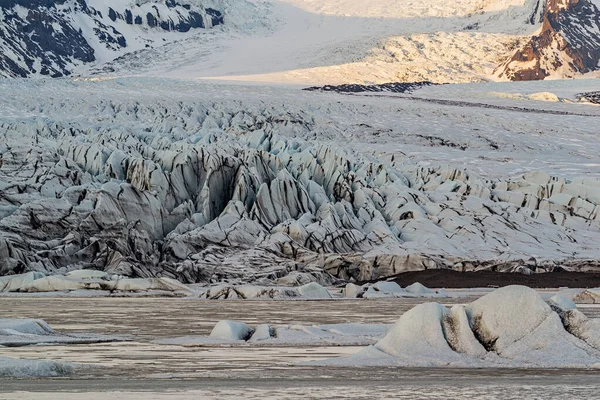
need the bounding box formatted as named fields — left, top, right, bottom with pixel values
left=343, top=283, right=363, bottom=298
left=209, top=320, right=254, bottom=341
left=315, top=286, right=600, bottom=368
left=405, top=282, right=437, bottom=295
left=0, top=272, right=46, bottom=292
left=248, top=324, right=274, bottom=342
left=297, top=282, right=332, bottom=299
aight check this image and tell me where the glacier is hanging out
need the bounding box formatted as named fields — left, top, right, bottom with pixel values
left=1, top=78, right=600, bottom=285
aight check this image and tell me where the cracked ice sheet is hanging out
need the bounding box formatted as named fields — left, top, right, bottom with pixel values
left=2, top=77, right=599, bottom=181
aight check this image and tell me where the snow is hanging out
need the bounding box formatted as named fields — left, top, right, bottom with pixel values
left=548, top=294, right=577, bottom=311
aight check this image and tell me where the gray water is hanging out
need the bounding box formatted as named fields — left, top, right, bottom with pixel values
left=1, top=296, right=599, bottom=399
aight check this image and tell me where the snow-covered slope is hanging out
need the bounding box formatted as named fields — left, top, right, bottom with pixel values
left=2, top=0, right=600, bottom=82
left=0, top=0, right=228, bottom=77
left=4, top=0, right=593, bottom=83
left=496, top=0, right=600, bottom=80
left=125, top=0, right=547, bottom=84
left=2, top=78, right=600, bottom=284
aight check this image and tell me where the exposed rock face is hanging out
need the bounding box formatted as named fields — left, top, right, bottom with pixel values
left=0, top=0, right=224, bottom=77
left=496, top=0, right=600, bottom=80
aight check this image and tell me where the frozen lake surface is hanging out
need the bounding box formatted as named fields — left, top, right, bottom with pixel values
left=1, top=296, right=599, bottom=399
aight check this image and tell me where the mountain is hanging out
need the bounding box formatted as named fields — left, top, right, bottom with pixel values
left=4, top=0, right=600, bottom=82
left=0, top=0, right=224, bottom=78
left=496, top=0, right=600, bottom=80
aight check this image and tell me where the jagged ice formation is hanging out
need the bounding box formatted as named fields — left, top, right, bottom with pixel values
left=1, top=78, right=600, bottom=284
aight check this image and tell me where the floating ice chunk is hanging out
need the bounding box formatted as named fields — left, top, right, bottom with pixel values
left=0, top=319, right=54, bottom=336
left=568, top=289, right=600, bottom=304
left=362, top=286, right=395, bottom=299
left=497, top=311, right=600, bottom=367
left=0, top=318, right=123, bottom=347
left=0, top=357, right=73, bottom=377
left=318, top=286, right=600, bottom=368
left=65, top=269, right=109, bottom=280
left=372, top=281, right=404, bottom=294
left=548, top=294, right=577, bottom=311
left=375, top=302, right=465, bottom=366
left=19, top=275, right=87, bottom=292
left=209, top=320, right=254, bottom=341
left=298, top=282, right=332, bottom=299
left=467, top=285, right=552, bottom=352
left=343, top=283, right=363, bottom=298
left=106, top=277, right=190, bottom=293
left=562, top=309, right=600, bottom=350
left=405, top=282, right=436, bottom=295
left=248, top=324, right=274, bottom=342
left=0, top=272, right=45, bottom=292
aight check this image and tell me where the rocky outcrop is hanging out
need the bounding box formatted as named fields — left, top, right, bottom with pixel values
left=0, top=0, right=224, bottom=77
left=496, top=0, right=600, bottom=80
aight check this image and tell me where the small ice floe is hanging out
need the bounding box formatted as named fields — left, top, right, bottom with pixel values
left=0, top=318, right=124, bottom=347
left=155, top=321, right=391, bottom=347
left=0, top=270, right=191, bottom=296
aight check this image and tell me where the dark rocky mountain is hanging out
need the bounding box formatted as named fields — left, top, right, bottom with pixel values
left=0, top=0, right=223, bottom=77
left=496, top=0, right=600, bottom=80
